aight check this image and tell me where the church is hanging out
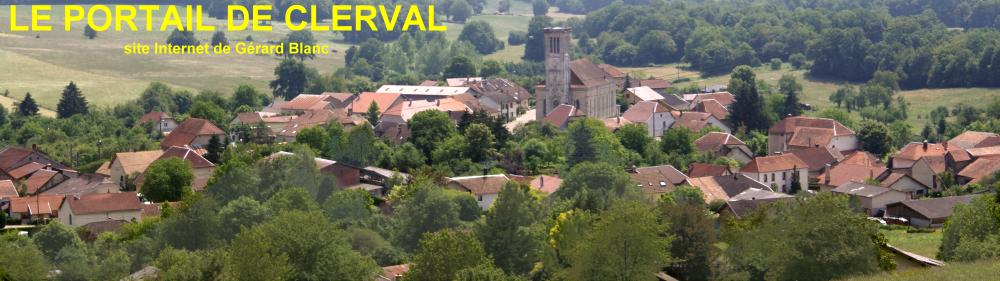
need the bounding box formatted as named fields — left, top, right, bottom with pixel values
left=535, top=27, right=619, bottom=121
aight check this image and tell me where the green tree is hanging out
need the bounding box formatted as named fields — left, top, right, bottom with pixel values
left=459, top=21, right=505, bottom=54
left=296, top=126, right=329, bottom=153
left=498, top=0, right=511, bottom=13
left=729, top=66, right=769, bottom=131
left=392, top=181, right=461, bottom=251
left=166, top=28, right=199, bottom=46
left=523, top=16, right=553, bottom=61
left=637, top=30, right=677, bottom=64
left=218, top=196, right=270, bottom=239
left=454, top=263, right=524, bottom=281
left=555, top=162, right=632, bottom=211
left=142, top=157, right=194, bottom=202
left=56, top=81, right=89, bottom=118
left=789, top=53, right=807, bottom=69
left=322, top=189, right=375, bottom=227
left=409, top=110, right=458, bottom=156
left=32, top=222, right=83, bottom=262
left=407, top=229, right=492, bottom=281
left=283, top=30, right=317, bottom=61
left=567, top=202, right=672, bottom=281
left=464, top=123, right=497, bottom=162
left=264, top=187, right=320, bottom=213
left=18, top=92, right=39, bottom=116
left=226, top=211, right=379, bottom=280
left=938, top=196, right=1000, bottom=261
left=480, top=60, right=506, bottom=77
left=83, top=24, right=97, bottom=39
left=341, top=124, right=380, bottom=167
left=0, top=234, right=50, bottom=280
left=615, top=123, right=651, bottom=154
left=449, top=0, right=473, bottom=23
left=204, top=135, right=224, bottom=163
left=445, top=56, right=478, bottom=78
left=211, top=31, right=228, bottom=46
left=778, top=74, right=802, bottom=117
left=661, top=127, right=696, bottom=156
left=477, top=182, right=543, bottom=274
left=365, top=101, right=380, bottom=127
left=659, top=199, right=716, bottom=280
left=188, top=101, right=229, bottom=130
left=857, top=120, right=893, bottom=155
left=532, top=0, right=548, bottom=16
left=232, top=84, right=263, bottom=109
left=270, top=58, right=308, bottom=100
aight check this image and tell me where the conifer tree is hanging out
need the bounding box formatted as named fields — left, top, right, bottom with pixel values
left=57, top=81, right=89, bottom=118
left=18, top=93, right=39, bottom=117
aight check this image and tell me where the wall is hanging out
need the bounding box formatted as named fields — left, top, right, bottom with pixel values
left=58, top=205, right=140, bottom=227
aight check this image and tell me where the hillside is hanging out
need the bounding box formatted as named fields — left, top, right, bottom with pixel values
left=840, top=259, right=1000, bottom=281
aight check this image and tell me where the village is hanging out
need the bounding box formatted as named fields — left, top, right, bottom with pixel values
left=2, top=25, right=999, bottom=280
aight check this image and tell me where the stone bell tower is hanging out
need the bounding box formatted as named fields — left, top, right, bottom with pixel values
left=537, top=27, right=572, bottom=120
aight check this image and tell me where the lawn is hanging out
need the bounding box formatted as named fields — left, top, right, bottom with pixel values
left=0, top=4, right=528, bottom=108
left=880, top=228, right=943, bottom=259
left=839, top=259, right=1000, bottom=281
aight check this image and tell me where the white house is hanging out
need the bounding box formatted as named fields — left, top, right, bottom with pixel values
left=739, top=153, right=810, bottom=194
left=831, top=181, right=909, bottom=216
left=445, top=174, right=510, bottom=210
left=621, top=101, right=675, bottom=137
left=58, top=192, right=142, bottom=227
left=768, top=116, right=857, bottom=154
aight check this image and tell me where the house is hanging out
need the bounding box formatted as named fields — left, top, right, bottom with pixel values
left=694, top=132, right=753, bottom=164
left=39, top=173, right=118, bottom=196
left=885, top=194, right=979, bottom=227
left=670, top=111, right=731, bottom=133
left=787, top=146, right=845, bottom=178
left=841, top=151, right=883, bottom=167
left=957, top=158, right=1000, bottom=185
left=446, top=77, right=483, bottom=87
left=229, top=111, right=296, bottom=136
left=718, top=196, right=794, bottom=220
left=376, top=264, right=411, bottom=281
left=109, top=150, right=164, bottom=190
left=910, top=155, right=947, bottom=191
left=691, top=99, right=729, bottom=121
left=631, top=165, right=689, bottom=186
left=462, top=78, right=531, bottom=120
left=276, top=109, right=365, bottom=143
left=683, top=92, right=736, bottom=108
left=831, top=181, right=909, bottom=216
left=266, top=151, right=336, bottom=170
left=536, top=28, right=617, bottom=120
left=446, top=175, right=510, bottom=210
left=375, top=122, right=411, bottom=145
left=159, top=118, right=226, bottom=149
left=542, top=104, right=585, bottom=129
left=685, top=174, right=784, bottom=203
left=879, top=172, right=929, bottom=199
left=948, top=131, right=999, bottom=149
left=965, top=145, right=1000, bottom=159
left=597, top=64, right=626, bottom=87
left=59, top=192, right=142, bottom=227
left=634, top=79, right=672, bottom=92
left=418, top=80, right=437, bottom=86
left=889, top=141, right=954, bottom=171
left=602, top=116, right=632, bottom=132
left=380, top=98, right=472, bottom=125
left=375, top=85, right=473, bottom=99
left=529, top=175, right=562, bottom=194
left=348, top=92, right=402, bottom=116
left=622, top=101, right=675, bottom=137
left=138, top=111, right=178, bottom=133
left=280, top=94, right=336, bottom=113
left=623, top=86, right=665, bottom=105
left=8, top=195, right=64, bottom=223
left=143, top=146, right=216, bottom=192
left=686, top=163, right=732, bottom=178
left=817, top=163, right=888, bottom=190
left=0, top=145, right=66, bottom=180
left=767, top=116, right=857, bottom=154
left=740, top=153, right=809, bottom=193
left=24, top=167, right=72, bottom=195
left=628, top=165, right=688, bottom=198
left=7, top=162, right=48, bottom=181
left=79, top=219, right=129, bottom=241
left=0, top=180, right=18, bottom=199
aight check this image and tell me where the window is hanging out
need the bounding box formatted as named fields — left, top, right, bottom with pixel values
left=782, top=172, right=786, bottom=180
left=478, top=195, right=483, bottom=201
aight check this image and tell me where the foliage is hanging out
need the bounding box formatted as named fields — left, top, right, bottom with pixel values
left=445, top=56, right=478, bottom=78
left=478, top=181, right=544, bottom=274
left=142, top=157, right=194, bottom=202
left=555, top=161, right=633, bottom=211
left=392, top=180, right=461, bottom=251
left=565, top=201, right=672, bottom=281
left=83, top=24, right=97, bottom=39
left=459, top=21, right=505, bottom=54
left=729, top=66, right=769, bottom=131
left=938, top=196, right=1000, bottom=261
left=210, top=31, right=228, bottom=46
left=409, top=110, right=458, bottom=157
left=532, top=0, right=548, bottom=16
left=166, top=28, right=199, bottom=46
left=218, top=196, right=270, bottom=240
left=57, top=81, right=89, bottom=118
left=18, top=92, right=40, bottom=116
left=659, top=198, right=716, bottom=281
left=407, top=229, right=493, bottom=281
left=857, top=120, right=894, bottom=155
left=270, top=58, right=308, bottom=100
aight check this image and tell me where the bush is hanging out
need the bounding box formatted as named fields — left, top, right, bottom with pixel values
left=789, top=53, right=807, bottom=69
left=508, top=31, right=527, bottom=46
left=770, top=58, right=783, bottom=70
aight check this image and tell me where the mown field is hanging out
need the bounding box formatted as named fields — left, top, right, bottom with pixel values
left=634, top=63, right=1000, bottom=130
left=880, top=228, right=943, bottom=259
left=839, top=258, right=1000, bottom=281
left=0, top=3, right=544, bottom=110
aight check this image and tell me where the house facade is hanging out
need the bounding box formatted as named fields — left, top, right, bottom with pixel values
left=740, top=154, right=810, bottom=193
left=622, top=101, right=675, bottom=137
left=767, top=116, right=857, bottom=154
left=58, top=192, right=142, bottom=227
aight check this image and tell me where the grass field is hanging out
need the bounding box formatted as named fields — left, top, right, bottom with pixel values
left=881, top=228, right=943, bottom=259
left=839, top=259, right=1000, bottom=281
left=0, top=4, right=532, bottom=111
left=633, top=63, right=1000, bottom=131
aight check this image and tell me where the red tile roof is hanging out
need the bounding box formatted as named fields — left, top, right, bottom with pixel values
left=694, top=132, right=746, bottom=153
left=787, top=146, right=844, bottom=172
left=569, top=59, right=611, bottom=87
left=9, top=195, right=64, bottom=215
left=138, top=111, right=171, bottom=124
left=281, top=94, right=333, bottom=111
left=633, top=165, right=688, bottom=185
left=597, top=64, right=625, bottom=78
left=894, top=142, right=954, bottom=161
left=686, top=163, right=731, bottom=178
left=0, top=180, right=18, bottom=198
left=419, top=80, right=437, bottom=86
left=7, top=162, right=46, bottom=179
left=787, top=127, right=836, bottom=149
left=818, top=164, right=887, bottom=187
left=384, top=98, right=471, bottom=121
left=958, top=158, right=1000, bottom=183
left=691, top=92, right=735, bottom=107
left=740, top=154, right=809, bottom=173
left=919, top=155, right=948, bottom=174
left=379, top=264, right=411, bottom=281
left=602, top=117, right=633, bottom=132
left=0, top=146, right=40, bottom=172
left=113, top=150, right=165, bottom=176
left=841, top=151, right=882, bottom=167
left=160, top=118, right=225, bottom=149
left=448, top=175, right=509, bottom=195
left=159, top=146, right=215, bottom=168
left=65, top=192, right=142, bottom=215
left=966, top=145, right=1000, bottom=158
left=350, top=92, right=402, bottom=115
left=543, top=104, right=584, bottom=128
left=25, top=169, right=59, bottom=194
left=529, top=175, right=562, bottom=194
left=948, top=131, right=999, bottom=150
left=769, top=116, right=854, bottom=136
left=636, top=79, right=671, bottom=90
left=622, top=101, right=668, bottom=123
left=671, top=111, right=715, bottom=132
left=692, top=99, right=729, bottom=120
left=277, top=109, right=363, bottom=138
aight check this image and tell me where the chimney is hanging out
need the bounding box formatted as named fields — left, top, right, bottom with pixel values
left=923, top=140, right=929, bottom=150
left=540, top=176, right=544, bottom=188
left=869, top=169, right=874, bottom=179
left=824, top=164, right=832, bottom=184
left=436, top=99, right=440, bottom=106
left=943, top=142, right=949, bottom=150
left=32, top=144, right=38, bottom=151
